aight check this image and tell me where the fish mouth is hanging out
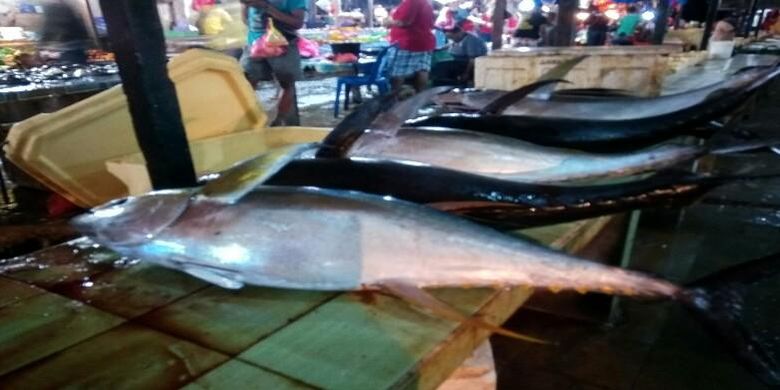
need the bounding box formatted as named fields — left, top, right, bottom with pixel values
left=71, top=197, right=130, bottom=236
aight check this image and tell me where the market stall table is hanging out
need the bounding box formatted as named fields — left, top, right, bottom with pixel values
left=0, top=216, right=612, bottom=388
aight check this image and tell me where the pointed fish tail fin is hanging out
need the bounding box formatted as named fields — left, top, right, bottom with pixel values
left=677, top=251, right=780, bottom=386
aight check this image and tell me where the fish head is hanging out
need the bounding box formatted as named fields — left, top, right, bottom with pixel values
left=71, top=189, right=193, bottom=249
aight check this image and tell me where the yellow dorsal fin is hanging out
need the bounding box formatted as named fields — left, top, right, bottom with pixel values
left=379, top=280, right=550, bottom=345
left=199, top=143, right=318, bottom=204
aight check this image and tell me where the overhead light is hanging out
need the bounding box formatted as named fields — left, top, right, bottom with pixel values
left=576, top=11, right=590, bottom=21
left=641, top=10, right=655, bottom=21
left=541, top=5, right=551, bottom=12
left=605, top=9, right=620, bottom=20
left=518, top=0, right=536, bottom=12
left=579, top=0, right=590, bottom=9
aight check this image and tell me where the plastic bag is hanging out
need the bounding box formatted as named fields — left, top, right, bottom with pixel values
left=297, top=37, right=320, bottom=58
left=250, top=19, right=289, bottom=58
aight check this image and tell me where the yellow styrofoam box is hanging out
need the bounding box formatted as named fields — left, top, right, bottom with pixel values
left=107, top=126, right=330, bottom=198
left=3, top=49, right=274, bottom=208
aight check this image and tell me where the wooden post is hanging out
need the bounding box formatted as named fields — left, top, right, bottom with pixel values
left=554, top=0, right=577, bottom=46
left=307, top=0, right=318, bottom=26
left=491, top=0, right=506, bottom=50
left=366, top=0, right=374, bottom=27
left=100, top=0, right=197, bottom=190
left=699, top=0, right=720, bottom=50
left=653, top=0, right=670, bottom=44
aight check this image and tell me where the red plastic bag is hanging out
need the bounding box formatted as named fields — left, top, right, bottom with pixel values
left=297, top=37, right=320, bottom=58
left=250, top=19, right=289, bottom=59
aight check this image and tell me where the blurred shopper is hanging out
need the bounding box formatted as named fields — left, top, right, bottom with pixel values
left=240, top=0, right=306, bottom=126
left=386, top=0, right=435, bottom=92
left=711, top=17, right=737, bottom=41
left=431, top=23, right=487, bottom=86
left=612, top=6, right=640, bottom=45
left=38, top=2, right=91, bottom=64
left=585, top=6, right=609, bottom=46
left=513, top=10, right=547, bottom=46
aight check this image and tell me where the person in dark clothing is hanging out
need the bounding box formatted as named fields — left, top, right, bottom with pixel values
left=431, top=24, right=488, bottom=86
left=38, top=3, right=92, bottom=64
left=585, top=7, right=608, bottom=46
left=513, top=10, right=548, bottom=46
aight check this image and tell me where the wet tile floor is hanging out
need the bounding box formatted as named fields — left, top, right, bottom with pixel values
left=491, top=80, right=780, bottom=389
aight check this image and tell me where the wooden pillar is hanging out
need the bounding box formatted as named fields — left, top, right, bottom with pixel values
left=366, top=0, right=374, bottom=27
left=100, top=0, right=197, bottom=190
left=699, top=0, right=720, bottom=50
left=653, top=0, right=670, bottom=44
left=554, top=0, right=577, bottom=46
left=307, top=0, right=317, bottom=25
left=491, top=0, right=506, bottom=50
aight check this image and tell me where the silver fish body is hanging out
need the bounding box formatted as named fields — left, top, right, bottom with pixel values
left=347, top=127, right=703, bottom=183
left=438, top=64, right=780, bottom=119
left=72, top=186, right=680, bottom=297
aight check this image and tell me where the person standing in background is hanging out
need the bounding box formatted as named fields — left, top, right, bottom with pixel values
left=613, top=6, right=640, bottom=45
left=240, top=0, right=306, bottom=126
left=430, top=23, right=487, bottom=86
left=38, top=1, right=91, bottom=64
left=585, top=6, right=608, bottom=46
left=386, top=0, right=435, bottom=93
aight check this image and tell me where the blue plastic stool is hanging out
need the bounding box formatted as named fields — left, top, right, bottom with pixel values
left=333, top=46, right=392, bottom=117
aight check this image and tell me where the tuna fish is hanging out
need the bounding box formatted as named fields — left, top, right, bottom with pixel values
left=412, top=65, right=780, bottom=152
left=266, top=157, right=780, bottom=229
left=70, top=148, right=780, bottom=386
left=345, top=126, right=722, bottom=184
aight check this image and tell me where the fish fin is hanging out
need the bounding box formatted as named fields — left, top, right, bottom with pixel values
left=199, top=143, right=318, bottom=204
left=181, top=264, right=244, bottom=289
left=535, top=55, right=588, bottom=82
left=372, top=86, right=454, bottom=131
left=479, top=79, right=571, bottom=115
left=380, top=280, right=549, bottom=344
left=317, top=93, right=399, bottom=158
left=529, top=55, right=588, bottom=100
left=677, top=251, right=780, bottom=386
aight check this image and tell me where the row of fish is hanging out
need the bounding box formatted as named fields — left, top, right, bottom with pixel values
left=69, top=59, right=780, bottom=384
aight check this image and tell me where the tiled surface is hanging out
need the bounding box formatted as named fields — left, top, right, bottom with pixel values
left=0, top=293, right=124, bottom=376
left=2, top=323, right=229, bottom=389
left=138, top=286, right=335, bottom=354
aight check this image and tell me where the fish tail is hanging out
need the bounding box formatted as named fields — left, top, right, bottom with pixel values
left=675, top=251, right=780, bottom=386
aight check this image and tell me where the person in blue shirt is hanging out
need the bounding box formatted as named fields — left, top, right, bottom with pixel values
left=430, top=24, right=488, bottom=86
left=240, top=0, right=306, bottom=126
